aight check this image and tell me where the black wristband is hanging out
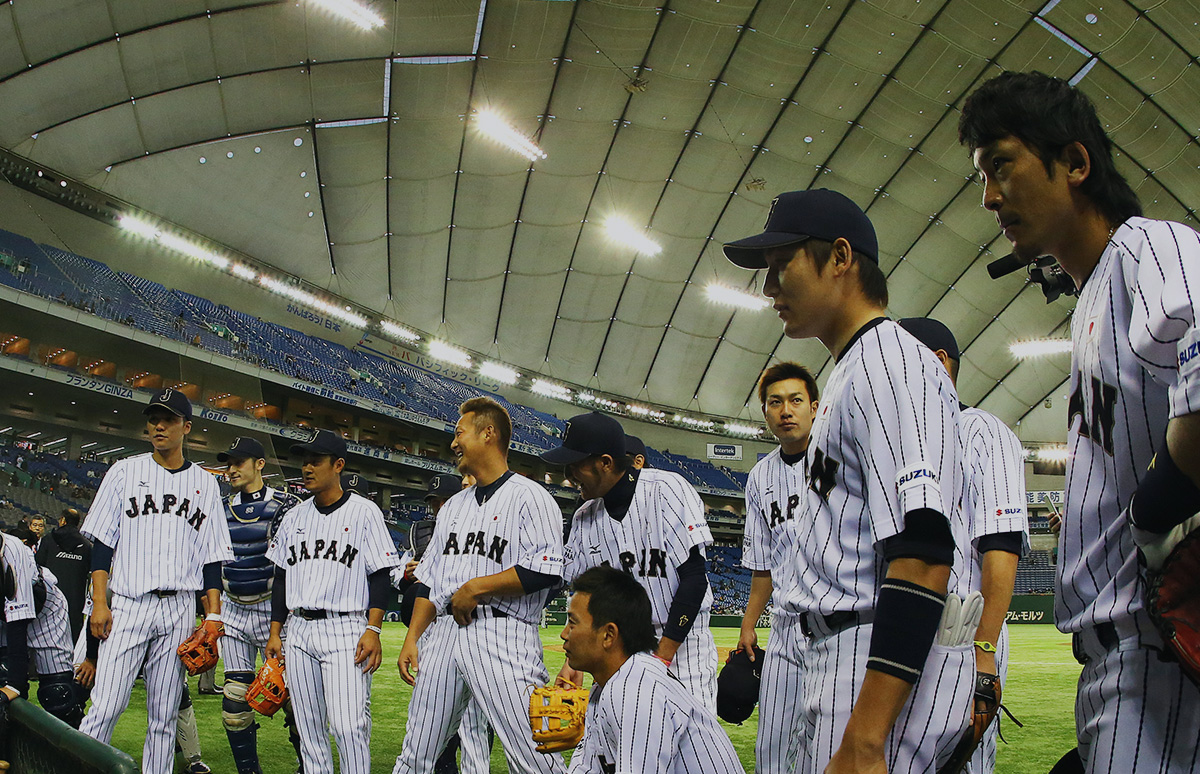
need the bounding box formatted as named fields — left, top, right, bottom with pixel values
left=867, top=579, right=946, bottom=684
left=1130, top=438, right=1200, bottom=533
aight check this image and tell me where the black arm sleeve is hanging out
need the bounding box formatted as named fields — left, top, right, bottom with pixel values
left=977, top=531, right=1024, bottom=556
left=367, top=569, right=390, bottom=610
left=90, top=540, right=114, bottom=573
left=4, top=620, right=29, bottom=698
left=202, top=562, right=222, bottom=593
left=85, top=627, right=100, bottom=661
left=270, top=567, right=287, bottom=624
left=663, top=547, right=708, bottom=642
left=881, top=508, right=956, bottom=565
left=515, top=565, right=561, bottom=594
left=412, top=582, right=431, bottom=599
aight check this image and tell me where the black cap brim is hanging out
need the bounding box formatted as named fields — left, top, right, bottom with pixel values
left=539, top=446, right=591, bottom=466
left=722, top=233, right=810, bottom=269
left=142, top=402, right=187, bottom=418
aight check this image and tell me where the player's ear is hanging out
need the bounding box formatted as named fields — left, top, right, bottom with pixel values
left=181, top=420, right=192, bottom=435
left=830, top=238, right=855, bottom=277
left=255, top=458, right=266, bottom=473
left=1062, top=141, right=1091, bottom=187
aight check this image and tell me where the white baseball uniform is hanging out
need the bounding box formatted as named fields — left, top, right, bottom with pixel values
left=393, top=471, right=567, bottom=774
left=566, top=652, right=742, bottom=774
left=266, top=490, right=400, bottom=774
left=562, top=468, right=718, bottom=711
left=742, top=446, right=808, bottom=773
left=1061, top=217, right=1200, bottom=772
left=0, top=541, right=73, bottom=675
left=79, top=453, right=234, bottom=774
left=795, top=318, right=973, bottom=774
left=957, top=406, right=1028, bottom=774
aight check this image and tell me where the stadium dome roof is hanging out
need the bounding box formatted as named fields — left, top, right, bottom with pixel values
left=1, top=0, right=1196, bottom=427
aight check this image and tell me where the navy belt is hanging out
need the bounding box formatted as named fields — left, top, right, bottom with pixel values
left=801, top=610, right=873, bottom=639
left=293, top=609, right=355, bottom=621
left=150, top=589, right=178, bottom=598
left=1072, top=621, right=1120, bottom=664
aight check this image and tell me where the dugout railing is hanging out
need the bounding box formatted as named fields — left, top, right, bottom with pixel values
left=7, top=698, right=136, bottom=774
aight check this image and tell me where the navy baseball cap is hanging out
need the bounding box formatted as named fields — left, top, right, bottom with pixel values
left=289, top=428, right=348, bottom=459
left=624, top=435, right=646, bottom=457
left=723, top=189, right=879, bottom=269
left=425, top=473, right=460, bottom=501
left=143, top=388, right=192, bottom=420
left=897, top=317, right=960, bottom=361
left=218, top=436, right=266, bottom=462
left=540, top=412, right=626, bottom=466
left=716, top=646, right=766, bottom=724
left=340, top=472, right=368, bottom=495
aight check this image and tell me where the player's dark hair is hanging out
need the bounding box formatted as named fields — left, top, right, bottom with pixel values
left=947, top=356, right=960, bottom=383
left=460, top=397, right=512, bottom=451
left=758, top=362, right=819, bottom=406
left=572, top=566, right=657, bottom=655
left=807, top=240, right=888, bottom=307
left=958, top=71, right=1142, bottom=225
left=6, top=525, right=37, bottom=548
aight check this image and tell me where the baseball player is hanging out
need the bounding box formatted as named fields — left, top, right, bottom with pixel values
left=540, top=412, right=718, bottom=711
left=724, top=188, right=974, bottom=774
left=79, top=389, right=234, bottom=774
left=0, top=529, right=82, bottom=728
left=265, top=428, right=399, bottom=774
left=898, top=317, right=1029, bottom=774
left=736, top=361, right=820, bottom=774
left=560, top=566, right=742, bottom=774
left=392, top=473, right=493, bottom=774
left=960, top=71, right=1200, bottom=772
left=623, top=436, right=648, bottom=470
left=392, top=397, right=567, bottom=774
left=217, top=436, right=304, bottom=774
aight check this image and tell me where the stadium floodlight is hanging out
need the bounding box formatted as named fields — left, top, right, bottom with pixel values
left=532, top=379, right=571, bottom=400
left=80, top=442, right=99, bottom=449
left=674, top=414, right=714, bottom=430
left=118, top=215, right=160, bottom=241
left=43, top=438, right=67, bottom=447
left=380, top=320, right=420, bottom=343
left=1034, top=445, right=1070, bottom=463
left=258, top=276, right=368, bottom=328
left=705, top=283, right=769, bottom=311
left=230, top=264, right=257, bottom=281
left=480, top=361, right=519, bottom=385
left=156, top=231, right=230, bottom=270
left=1010, top=338, right=1072, bottom=358
left=307, top=0, right=385, bottom=30
left=628, top=404, right=666, bottom=419
left=579, top=393, right=620, bottom=410
left=725, top=423, right=763, bottom=437
left=429, top=341, right=471, bottom=367
left=603, top=217, right=662, bottom=256
left=474, top=109, right=547, bottom=162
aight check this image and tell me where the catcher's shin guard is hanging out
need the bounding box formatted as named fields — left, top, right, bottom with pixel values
left=37, top=671, right=83, bottom=728
left=223, top=672, right=263, bottom=774
left=176, top=687, right=204, bottom=764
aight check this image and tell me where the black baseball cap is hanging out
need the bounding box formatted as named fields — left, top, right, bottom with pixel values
left=723, top=188, right=879, bottom=269
left=540, top=412, right=626, bottom=466
left=716, top=646, right=766, bottom=724
left=289, top=429, right=348, bottom=459
left=897, top=317, right=961, bottom=361
left=143, top=388, right=192, bottom=421
left=425, top=473, right=460, bottom=501
left=217, top=436, right=266, bottom=462
left=624, top=435, right=645, bottom=457
left=341, top=472, right=368, bottom=495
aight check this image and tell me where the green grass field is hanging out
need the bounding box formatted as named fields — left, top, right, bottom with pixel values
left=71, top=624, right=1077, bottom=773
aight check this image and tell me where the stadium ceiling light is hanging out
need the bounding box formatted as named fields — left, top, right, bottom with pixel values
left=705, top=283, right=768, bottom=311
left=156, top=231, right=230, bottom=270
left=532, top=379, right=571, bottom=400
left=429, top=340, right=471, bottom=367
left=602, top=217, right=662, bottom=256
left=44, top=438, right=67, bottom=447
left=230, top=264, right=257, bottom=281
left=380, top=320, right=420, bottom=343
left=480, top=361, right=519, bottom=385
left=725, top=423, right=762, bottom=437
left=0, top=427, right=10, bottom=434
left=628, top=404, right=666, bottom=419
left=117, top=214, right=160, bottom=241
left=80, top=441, right=99, bottom=449
left=258, top=276, right=368, bottom=328
left=1034, top=445, right=1071, bottom=463
left=307, top=0, right=385, bottom=30
left=1010, top=338, right=1072, bottom=358
left=474, top=109, right=547, bottom=162
left=674, top=414, right=715, bottom=430
left=578, top=392, right=620, bottom=410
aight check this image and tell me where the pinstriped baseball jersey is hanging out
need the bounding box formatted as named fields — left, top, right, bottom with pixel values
left=82, top=454, right=234, bottom=596
left=569, top=652, right=742, bottom=774
left=563, top=469, right=713, bottom=626
left=1059, top=217, right=1200, bottom=633
left=957, top=407, right=1029, bottom=596
left=1, top=537, right=38, bottom=624
left=416, top=472, right=564, bottom=625
left=742, top=447, right=806, bottom=613
left=797, top=319, right=965, bottom=614
left=266, top=491, right=400, bottom=611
